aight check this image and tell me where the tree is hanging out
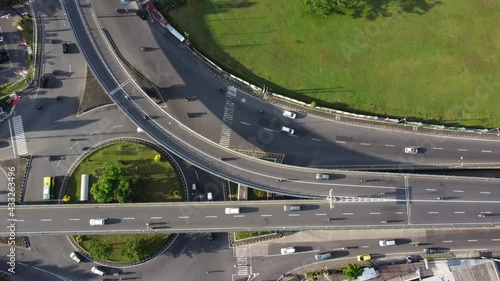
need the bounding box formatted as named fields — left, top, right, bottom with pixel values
left=102, top=162, right=125, bottom=180
left=88, top=240, right=112, bottom=261
left=343, top=263, right=364, bottom=281
left=121, top=238, right=148, bottom=262
left=90, top=180, right=114, bottom=203
left=302, top=0, right=351, bottom=17
left=0, top=0, right=27, bottom=19
left=115, top=178, right=132, bottom=203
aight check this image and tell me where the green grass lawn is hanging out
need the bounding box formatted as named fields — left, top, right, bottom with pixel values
left=79, top=234, right=170, bottom=262
left=167, top=0, right=499, bottom=127
left=66, top=142, right=182, bottom=203
left=248, top=188, right=267, bottom=200
left=18, top=17, right=34, bottom=46
left=235, top=231, right=273, bottom=240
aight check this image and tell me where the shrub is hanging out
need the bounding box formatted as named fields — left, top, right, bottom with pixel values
left=173, top=190, right=181, bottom=199
left=154, top=154, right=161, bottom=162
left=62, top=195, right=71, bottom=203
left=311, top=101, right=317, bottom=108
left=74, top=235, right=84, bottom=243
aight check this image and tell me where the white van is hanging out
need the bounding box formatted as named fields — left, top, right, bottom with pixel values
left=281, top=247, right=296, bottom=254
left=91, top=266, right=105, bottom=276
left=207, top=192, right=213, bottom=201
left=314, top=252, right=332, bottom=260
left=379, top=240, right=396, bottom=247
left=225, top=207, right=240, bottom=215
left=89, top=218, right=106, bottom=226
left=283, top=205, right=301, bottom=212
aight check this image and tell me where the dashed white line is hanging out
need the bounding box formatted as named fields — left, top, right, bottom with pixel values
left=40, top=219, right=52, bottom=222
left=240, top=122, right=250, bottom=126
left=433, top=147, right=443, bottom=150
left=288, top=214, right=300, bottom=217
left=428, top=212, right=439, bottom=214
left=360, top=143, right=370, bottom=146
left=151, top=217, right=163, bottom=219
left=206, top=215, right=217, bottom=218
left=289, top=135, right=298, bottom=137
left=68, top=218, right=80, bottom=221
left=264, top=128, right=274, bottom=132
left=234, top=215, right=245, bottom=218
left=123, top=217, right=135, bottom=220
left=112, top=125, right=124, bottom=128
left=89, top=131, right=100, bottom=135
left=312, top=138, right=322, bottom=141
left=454, top=212, right=465, bottom=214
left=426, top=188, right=436, bottom=191
left=385, top=144, right=395, bottom=147
left=358, top=246, right=369, bottom=248
left=336, top=141, right=346, bottom=144
left=342, top=213, right=354, bottom=216
left=178, top=216, right=190, bottom=219
left=453, top=190, right=464, bottom=193
left=396, top=212, right=405, bottom=215
left=442, top=240, right=453, bottom=243
left=481, top=150, right=492, bottom=153
left=480, top=192, right=491, bottom=194
left=315, top=213, right=327, bottom=216
left=492, top=239, right=500, bottom=241
left=457, top=149, right=468, bottom=151
left=369, top=212, right=381, bottom=215
left=467, top=240, right=477, bottom=242
left=261, top=214, right=272, bottom=217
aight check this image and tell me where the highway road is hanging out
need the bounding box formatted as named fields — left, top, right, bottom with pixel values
left=2, top=197, right=500, bottom=236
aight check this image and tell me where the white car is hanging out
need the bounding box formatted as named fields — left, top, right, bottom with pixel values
left=281, top=126, right=295, bottom=135
left=379, top=240, right=396, bottom=247
left=225, top=207, right=240, bottom=215
left=280, top=247, right=296, bottom=254
left=89, top=218, right=106, bottom=226
left=69, top=252, right=81, bottom=263
left=282, top=110, right=296, bottom=119
left=404, top=146, right=418, bottom=154
left=91, top=266, right=105, bottom=276
left=0, top=36, right=4, bottom=43
left=316, top=173, right=330, bottom=180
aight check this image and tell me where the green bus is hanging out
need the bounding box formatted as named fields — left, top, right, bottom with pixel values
left=42, top=176, right=55, bottom=200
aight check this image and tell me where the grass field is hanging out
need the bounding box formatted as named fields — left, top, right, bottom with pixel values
left=66, top=142, right=182, bottom=203
left=234, top=231, right=273, bottom=241
left=79, top=234, right=169, bottom=262
left=167, top=0, right=499, bottom=127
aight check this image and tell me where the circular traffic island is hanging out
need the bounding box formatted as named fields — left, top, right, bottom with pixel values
left=64, top=140, right=184, bottom=265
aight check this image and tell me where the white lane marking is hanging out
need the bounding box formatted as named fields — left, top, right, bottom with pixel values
left=442, top=240, right=453, bottom=243
left=69, top=64, right=71, bottom=73
left=40, top=219, right=52, bottom=222
left=428, top=212, right=439, bottom=214
left=288, top=214, right=300, bottom=217
left=454, top=212, right=465, bottom=214
left=289, top=135, right=298, bottom=137
left=112, top=125, right=124, bottom=128
left=457, top=149, right=468, bottom=151
left=109, top=79, right=130, bottom=95
left=492, top=239, right=500, bottom=241
left=194, top=170, right=200, bottom=180
left=56, top=158, right=63, bottom=167
left=467, top=240, right=477, bottom=242
left=151, top=216, right=163, bottom=219
left=233, top=215, right=245, bottom=218
left=396, top=212, right=405, bottom=215
left=265, top=249, right=319, bottom=257
left=261, top=214, right=272, bottom=217
left=481, top=150, right=492, bottom=153
left=178, top=216, right=190, bottom=219
left=358, top=246, right=369, bottom=248
left=385, top=144, right=395, bottom=147
left=360, top=143, right=370, bottom=146
left=369, top=212, right=380, bottom=215
left=68, top=218, right=80, bottom=221
left=123, top=217, right=135, bottom=220
left=240, top=121, right=250, bottom=126
left=312, top=138, right=322, bottom=141
left=426, top=188, right=436, bottom=191
left=336, top=141, right=346, bottom=144
left=433, top=147, right=443, bottom=150
left=206, top=215, right=217, bottom=218
left=89, top=130, right=100, bottom=135
left=342, top=213, right=354, bottom=216
left=453, top=190, right=464, bottom=193
left=8, top=119, right=16, bottom=157
left=69, top=141, right=79, bottom=150
left=315, top=213, right=327, bottom=216
left=263, top=128, right=274, bottom=132
left=12, top=116, right=28, bottom=155
left=480, top=192, right=491, bottom=194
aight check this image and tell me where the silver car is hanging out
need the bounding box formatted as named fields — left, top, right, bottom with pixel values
left=404, top=146, right=418, bottom=154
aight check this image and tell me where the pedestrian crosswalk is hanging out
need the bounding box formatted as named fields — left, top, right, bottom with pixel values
left=219, top=88, right=237, bottom=147
left=235, top=245, right=251, bottom=276
left=11, top=116, right=28, bottom=155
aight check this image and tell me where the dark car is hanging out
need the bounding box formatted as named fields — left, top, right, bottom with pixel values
left=423, top=248, right=438, bottom=254
left=62, top=42, right=69, bottom=53
left=0, top=50, right=9, bottom=63
left=40, top=76, right=48, bottom=88
left=208, top=233, right=214, bottom=242
left=82, top=147, right=90, bottom=151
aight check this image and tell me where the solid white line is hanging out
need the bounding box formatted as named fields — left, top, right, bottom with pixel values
left=40, top=219, right=52, bottom=222
left=69, top=141, right=79, bottom=150
left=178, top=216, right=190, bottom=219
left=112, top=125, right=124, bottom=128
left=453, top=190, right=464, bottom=193
left=56, top=158, right=63, bottom=167
left=8, top=119, right=16, bottom=157
left=428, top=212, right=439, bottom=214
left=358, top=246, right=369, bottom=248
left=261, top=214, right=272, bottom=217
left=342, top=213, right=354, bottom=216
left=206, top=215, right=217, bottom=218
left=89, top=131, right=100, bottom=135
left=458, top=149, right=468, bottom=151
left=240, top=122, right=250, bottom=126
left=68, top=218, right=80, bottom=221
left=369, top=212, right=380, bottom=215
left=288, top=214, right=300, bottom=217
left=480, top=192, right=491, bottom=194
left=454, top=212, right=465, bottom=214
left=442, top=240, right=453, bottom=243
left=263, top=128, right=274, bottom=132
left=123, top=217, right=135, bottom=220
left=433, top=147, right=443, bottom=150
left=425, top=189, right=436, bottom=191
left=467, top=240, right=477, bottom=242
left=336, top=141, right=346, bottom=144
left=194, top=170, right=200, bottom=180
left=385, top=144, right=395, bottom=147
left=315, top=213, right=327, bottom=216
left=312, top=138, right=322, bottom=141
left=233, top=215, right=245, bottom=218
left=360, top=143, right=370, bottom=146
left=151, top=217, right=163, bottom=219
left=265, top=249, right=319, bottom=257
left=0, top=145, right=12, bottom=151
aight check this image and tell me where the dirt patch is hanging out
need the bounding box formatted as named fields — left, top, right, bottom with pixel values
left=77, top=65, right=113, bottom=114
left=0, top=156, right=29, bottom=203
